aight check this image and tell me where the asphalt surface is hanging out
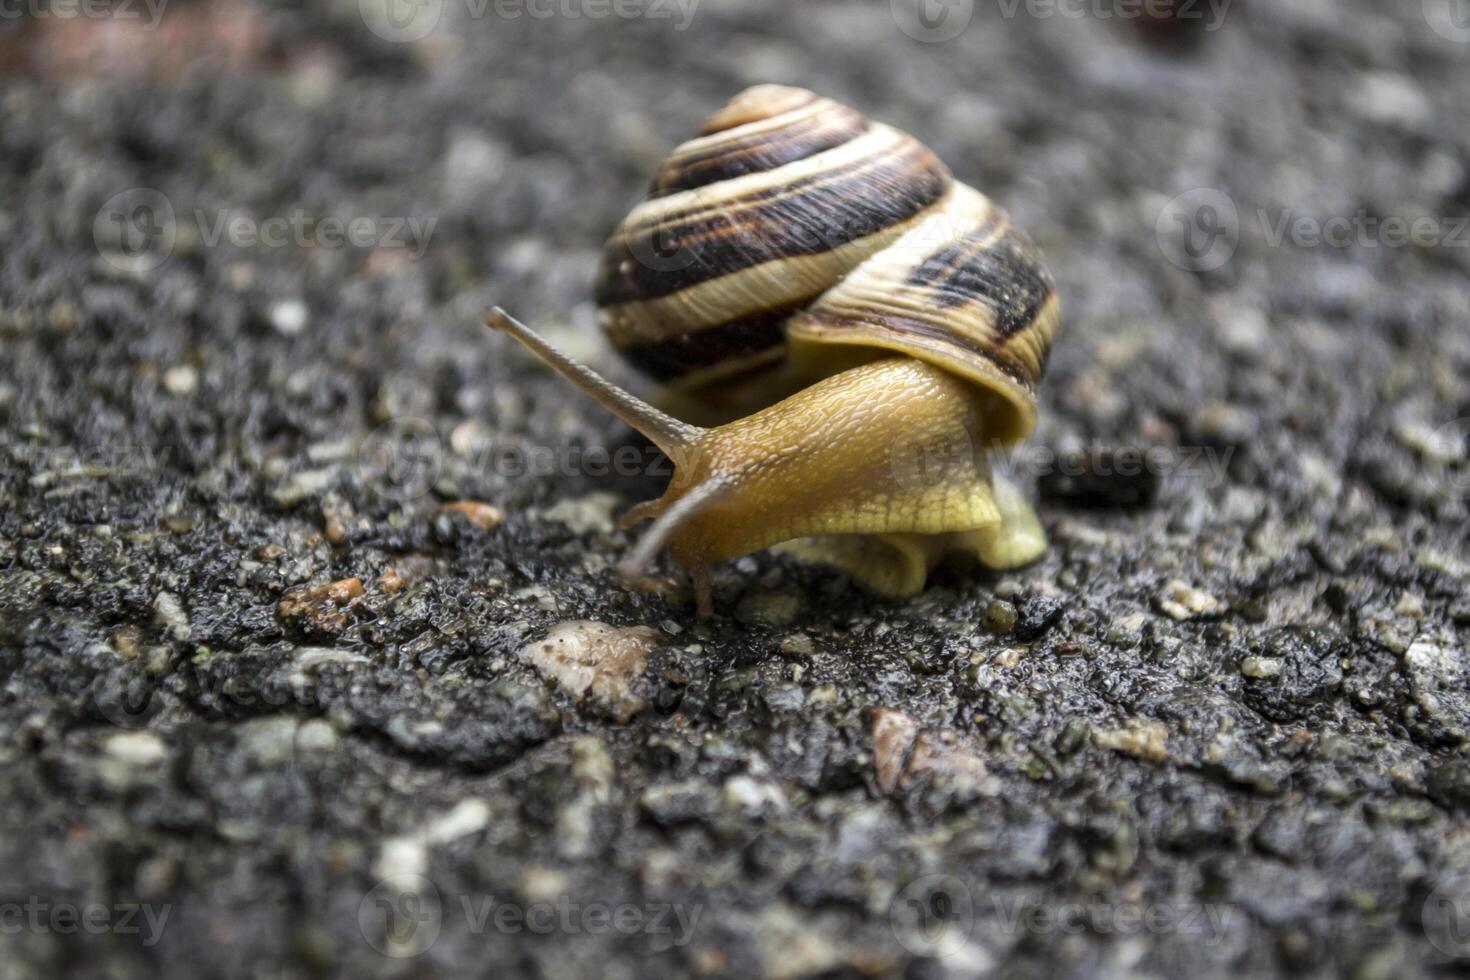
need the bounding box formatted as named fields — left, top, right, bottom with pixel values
left=2, top=0, right=1470, bottom=977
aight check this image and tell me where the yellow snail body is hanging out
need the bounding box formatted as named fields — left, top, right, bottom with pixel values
left=487, top=85, right=1059, bottom=616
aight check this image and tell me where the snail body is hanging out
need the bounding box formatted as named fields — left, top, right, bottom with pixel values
left=487, top=85, right=1059, bottom=615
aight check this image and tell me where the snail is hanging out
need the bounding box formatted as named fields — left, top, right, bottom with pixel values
left=487, top=84, right=1059, bottom=616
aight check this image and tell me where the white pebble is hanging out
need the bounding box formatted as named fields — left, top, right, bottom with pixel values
left=105, top=731, right=168, bottom=766
left=162, top=365, right=198, bottom=396
left=270, top=299, right=309, bottom=336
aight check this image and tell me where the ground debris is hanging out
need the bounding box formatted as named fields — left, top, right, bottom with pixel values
left=519, top=621, right=657, bottom=722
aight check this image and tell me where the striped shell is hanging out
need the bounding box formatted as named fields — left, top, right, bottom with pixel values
left=593, top=85, right=1059, bottom=444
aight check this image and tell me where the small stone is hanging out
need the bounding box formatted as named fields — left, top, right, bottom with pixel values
left=153, top=591, right=191, bottom=642
left=1393, top=593, right=1426, bottom=619
left=423, top=799, right=491, bottom=845
left=539, top=492, right=619, bottom=536
left=871, top=708, right=920, bottom=795
left=722, top=775, right=787, bottom=816
left=270, top=299, right=309, bottom=336
left=1013, top=593, right=1064, bottom=640
left=1241, top=656, right=1283, bottom=679
left=105, top=731, right=168, bottom=766
left=162, top=365, right=198, bottom=396
left=982, top=599, right=1017, bottom=635
left=1093, top=718, right=1169, bottom=763
left=1105, top=611, right=1148, bottom=647
left=293, top=647, right=371, bottom=670
left=373, top=799, right=489, bottom=885
left=518, top=866, right=569, bottom=904
left=1353, top=72, right=1431, bottom=127
left=778, top=633, right=815, bottom=657
left=271, top=467, right=336, bottom=508
left=1157, top=580, right=1225, bottom=620
left=570, top=736, right=615, bottom=802
left=439, top=500, right=504, bottom=531
left=639, top=779, right=714, bottom=827
left=238, top=717, right=303, bottom=766
left=47, top=298, right=79, bottom=333
left=907, top=730, right=988, bottom=785
left=870, top=707, right=987, bottom=794
left=295, top=719, right=339, bottom=753
left=165, top=514, right=197, bottom=535
left=449, top=418, right=492, bottom=457
left=278, top=578, right=365, bottom=634
left=519, top=621, right=657, bottom=722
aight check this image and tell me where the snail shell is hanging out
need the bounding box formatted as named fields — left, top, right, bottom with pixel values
left=593, top=84, right=1059, bottom=443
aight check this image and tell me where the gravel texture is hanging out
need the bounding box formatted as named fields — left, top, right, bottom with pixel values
left=2, top=0, right=1470, bottom=977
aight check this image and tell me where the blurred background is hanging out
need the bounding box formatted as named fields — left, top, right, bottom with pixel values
left=2, top=1, right=1470, bottom=977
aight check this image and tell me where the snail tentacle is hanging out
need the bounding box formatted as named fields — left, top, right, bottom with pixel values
left=485, top=308, right=701, bottom=458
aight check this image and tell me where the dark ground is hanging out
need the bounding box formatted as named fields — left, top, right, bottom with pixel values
left=3, top=0, right=1470, bottom=977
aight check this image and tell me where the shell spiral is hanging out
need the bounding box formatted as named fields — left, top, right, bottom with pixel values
left=592, top=84, right=1059, bottom=444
